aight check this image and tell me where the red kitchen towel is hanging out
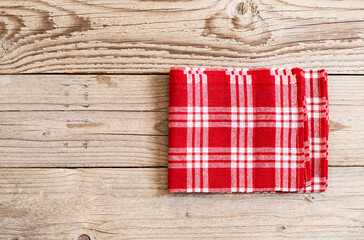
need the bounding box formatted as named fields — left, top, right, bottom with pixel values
left=168, top=67, right=328, bottom=193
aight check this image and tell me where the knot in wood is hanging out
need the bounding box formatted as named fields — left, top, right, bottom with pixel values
left=237, top=2, right=248, bottom=15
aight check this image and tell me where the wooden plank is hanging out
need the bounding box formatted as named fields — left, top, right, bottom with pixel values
left=0, top=75, right=363, bottom=111
left=0, top=75, right=169, bottom=111
left=0, top=167, right=363, bottom=239
left=0, top=105, right=363, bottom=167
left=0, top=75, right=363, bottom=167
left=0, top=136, right=168, bottom=168
left=0, top=0, right=363, bottom=73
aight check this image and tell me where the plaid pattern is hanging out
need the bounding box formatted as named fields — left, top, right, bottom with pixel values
left=168, top=67, right=328, bottom=193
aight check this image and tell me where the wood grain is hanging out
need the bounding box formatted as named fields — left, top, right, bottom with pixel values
left=0, top=0, right=364, bottom=74
left=1, top=75, right=363, bottom=111
left=0, top=75, right=362, bottom=167
left=1, top=0, right=363, bottom=239
left=0, top=167, right=363, bottom=240
left=0, top=75, right=169, bottom=111
left=0, top=106, right=362, bottom=167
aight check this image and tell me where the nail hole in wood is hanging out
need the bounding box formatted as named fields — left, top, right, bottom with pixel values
left=78, top=234, right=91, bottom=240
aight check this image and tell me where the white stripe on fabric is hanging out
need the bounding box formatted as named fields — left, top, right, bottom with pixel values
left=169, top=147, right=304, bottom=154
left=169, top=121, right=304, bottom=128
left=274, top=70, right=282, bottom=191
left=194, top=74, right=201, bottom=192
left=169, top=162, right=306, bottom=169
left=169, top=154, right=299, bottom=162
left=169, top=106, right=304, bottom=113
left=228, top=69, right=238, bottom=192
left=237, top=75, right=245, bottom=192
left=170, top=113, right=304, bottom=121
left=246, top=75, right=254, bottom=192
left=202, top=71, right=209, bottom=192
left=290, top=79, right=298, bottom=190
left=282, top=81, right=289, bottom=191
left=184, top=67, right=193, bottom=192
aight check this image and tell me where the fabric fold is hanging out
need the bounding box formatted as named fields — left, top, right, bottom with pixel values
left=168, top=67, right=328, bottom=193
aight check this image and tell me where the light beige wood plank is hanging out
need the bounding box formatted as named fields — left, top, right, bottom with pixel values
left=0, top=136, right=168, bottom=167
left=0, top=111, right=167, bottom=139
left=0, top=0, right=363, bottom=73
left=0, top=167, right=363, bottom=240
left=0, top=75, right=363, bottom=111
left=0, top=104, right=362, bottom=167
left=0, top=75, right=169, bottom=111
left=0, top=75, right=362, bottom=167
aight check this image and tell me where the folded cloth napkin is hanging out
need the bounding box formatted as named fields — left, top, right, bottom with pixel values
left=168, top=67, right=328, bottom=193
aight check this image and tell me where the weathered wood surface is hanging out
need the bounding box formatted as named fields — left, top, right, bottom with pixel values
left=0, top=75, right=363, bottom=167
left=0, top=0, right=364, bottom=73
left=1, top=0, right=364, bottom=239
left=0, top=75, right=168, bottom=111
left=0, top=75, right=363, bottom=111
left=0, top=167, right=363, bottom=240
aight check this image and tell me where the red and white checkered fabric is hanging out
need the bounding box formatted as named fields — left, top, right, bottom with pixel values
left=168, top=67, right=328, bottom=193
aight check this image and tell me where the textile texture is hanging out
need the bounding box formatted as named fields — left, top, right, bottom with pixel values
left=168, top=67, right=328, bottom=193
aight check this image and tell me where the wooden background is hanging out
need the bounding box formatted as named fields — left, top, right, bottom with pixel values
left=0, top=0, right=363, bottom=239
